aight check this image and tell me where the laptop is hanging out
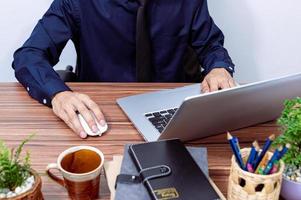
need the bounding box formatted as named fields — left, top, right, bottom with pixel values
left=117, top=73, right=301, bottom=142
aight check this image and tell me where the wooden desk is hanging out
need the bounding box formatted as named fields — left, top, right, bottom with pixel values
left=0, top=83, right=283, bottom=200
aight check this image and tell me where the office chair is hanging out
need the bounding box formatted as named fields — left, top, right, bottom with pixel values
left=56, top=65, right=78, bottom=82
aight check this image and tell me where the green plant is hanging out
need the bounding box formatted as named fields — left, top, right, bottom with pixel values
left=0, top=135, right=34, bottom=191
left=274, top=97, right=301, bottom=167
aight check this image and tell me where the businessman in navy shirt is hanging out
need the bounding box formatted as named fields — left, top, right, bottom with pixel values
left=13, top=0, right=236, bottom=138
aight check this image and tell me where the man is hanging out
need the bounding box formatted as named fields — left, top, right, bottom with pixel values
left=12, top=0, right=236, bottom=139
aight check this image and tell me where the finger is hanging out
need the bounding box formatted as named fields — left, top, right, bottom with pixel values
left=228, top=78, right=236, bottom=88
left=73, top=99, right=99, bottom=133
left=61, top=112, right=78, bottom=135
left=78, top=94, right=106, bottom=126
left=59, top=110, right=84, bottom=139
left=66, top=121, right=79, bottom=137
left=219, top=80, right=231, bottom=90
left=208, top=79, right=219, bottom=92
left=59, top=110, right=69, bottom=123
left=64, top=104, right=87, bottom=138
left=201, top=80, right=210, bottom=93
left=52, top=102, right=81, bottom=138
left=53, top=104, right=69, bottom=125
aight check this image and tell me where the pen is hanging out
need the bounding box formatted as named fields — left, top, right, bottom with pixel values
left=253, top=134, right=275, bottom=171
left=263, top=146, right=282, bottom=175
left=245, top=141, right=259, bottom=171
left=227, top=132, right=245, bottom=169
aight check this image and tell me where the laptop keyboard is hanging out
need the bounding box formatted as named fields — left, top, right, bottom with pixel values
left=144, top=108, right=178, bottom=133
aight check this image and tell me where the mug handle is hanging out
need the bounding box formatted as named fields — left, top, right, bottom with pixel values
left=46, top=163, right=65, bottom=187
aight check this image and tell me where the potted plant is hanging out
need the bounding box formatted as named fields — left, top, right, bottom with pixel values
left=273, top=97, right=301, bottom=200
left=0, top=135, right=43, bottom=199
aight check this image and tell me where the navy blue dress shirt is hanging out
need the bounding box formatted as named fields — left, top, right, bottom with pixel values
left=12, top=0, right=234, bottom=107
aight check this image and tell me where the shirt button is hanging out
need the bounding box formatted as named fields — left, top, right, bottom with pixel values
left=43, top=99, right=47, bottom=104
left=26, top=87, right=30, bottom=92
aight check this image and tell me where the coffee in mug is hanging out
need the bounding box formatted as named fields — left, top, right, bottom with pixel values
left=61, top=149, right=101, bottom=174
left=46, top=146, right=104, bottom=200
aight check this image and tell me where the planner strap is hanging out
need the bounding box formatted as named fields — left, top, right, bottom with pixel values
left=115, top=165, right=171, bottom=188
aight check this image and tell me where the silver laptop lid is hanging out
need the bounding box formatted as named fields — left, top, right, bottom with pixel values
left=159, top=72, right=301, bottom=141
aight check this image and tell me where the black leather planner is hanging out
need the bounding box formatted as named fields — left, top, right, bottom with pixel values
left=128, top=139, right=221, bottom=200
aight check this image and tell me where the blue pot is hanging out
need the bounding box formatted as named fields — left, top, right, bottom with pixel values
left=281, top=176, right=301, bottom=200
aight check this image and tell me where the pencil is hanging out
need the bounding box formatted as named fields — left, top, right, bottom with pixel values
left=245, top=141, right=259, bottom=171
left=265, top=144, right=291, bottom=175
left=263, top=146, right=282, bottom=175
left=253, top=134, right=275, bottom=171
left=252, top=141, right=260, bottom=166
left=256, top=153, right=269, bottom=174
left=234, top=137, right=241, bottom=149
left=247, top=163, right=254, bottom=173
left=269, top=161, right=280, bottom=174
left=277, top=143, right=291, bottom=160
left=227, top=132, right=245, bottom=169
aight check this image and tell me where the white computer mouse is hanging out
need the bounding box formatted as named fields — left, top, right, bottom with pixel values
left=78, top=113, right=108, bottom=136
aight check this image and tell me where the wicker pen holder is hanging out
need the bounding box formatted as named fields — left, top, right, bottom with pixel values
left=227, top=148, right=285, bottom=200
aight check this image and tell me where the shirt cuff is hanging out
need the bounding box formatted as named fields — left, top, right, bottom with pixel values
left=204, top=61, right=235, bottom=76
left=40, top=80, right=72, bottom=107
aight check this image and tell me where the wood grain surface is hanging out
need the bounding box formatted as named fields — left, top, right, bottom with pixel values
left=0, top=83, right=285, bottom=200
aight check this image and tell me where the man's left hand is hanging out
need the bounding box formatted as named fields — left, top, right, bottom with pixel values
left=201, top=68, right=236, bottom=93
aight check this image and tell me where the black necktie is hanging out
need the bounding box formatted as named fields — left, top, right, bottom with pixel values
left=136, top=0, right=152, bottom=82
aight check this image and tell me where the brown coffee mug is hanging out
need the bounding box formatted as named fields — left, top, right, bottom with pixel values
left=46, top=146, right=104, bottom=200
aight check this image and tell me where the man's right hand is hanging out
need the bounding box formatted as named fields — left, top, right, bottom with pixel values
left=51, top=91, right=106, bottom=139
